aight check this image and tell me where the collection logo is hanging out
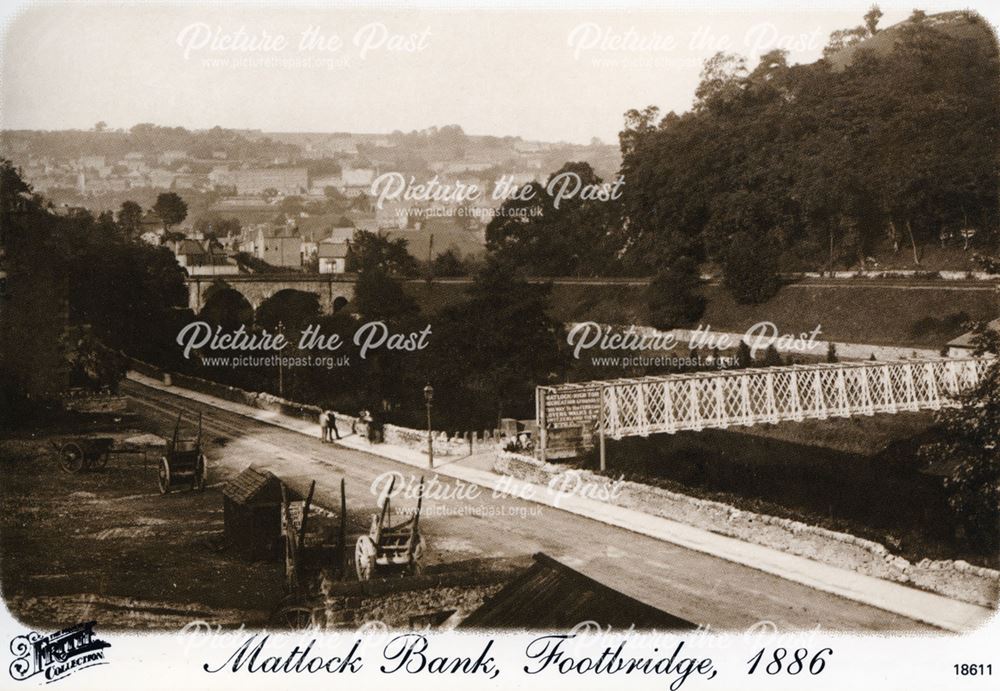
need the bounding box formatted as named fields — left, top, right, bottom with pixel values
left=9, top=621, right=110, bottom=683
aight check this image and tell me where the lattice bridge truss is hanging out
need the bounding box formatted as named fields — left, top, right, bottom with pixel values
left=539, top=357, right=993, bottom=444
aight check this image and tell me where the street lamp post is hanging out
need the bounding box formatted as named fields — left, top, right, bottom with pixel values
left=276, top=320, right=285, bottom=398
left=423, top=383, right=434, bottom=469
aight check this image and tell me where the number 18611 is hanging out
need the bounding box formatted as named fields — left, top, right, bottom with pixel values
left=954, top=664, right=992, bottom=676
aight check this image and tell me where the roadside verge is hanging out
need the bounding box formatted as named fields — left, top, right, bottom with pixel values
left=126, top=370, right=995, bottom=632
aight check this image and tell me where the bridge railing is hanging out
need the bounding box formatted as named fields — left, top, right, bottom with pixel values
left=537, top=358, right=993, bottom=460
left=596, top=357, right=992, bottom=439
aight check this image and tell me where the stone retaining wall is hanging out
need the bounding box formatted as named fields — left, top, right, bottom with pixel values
left=493, top=450, right=999, bottom=608
left=124, top=356, right=498, bottom=457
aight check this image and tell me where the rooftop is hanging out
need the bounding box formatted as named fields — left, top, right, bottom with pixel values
left=459, top=552, right=696, bottom=630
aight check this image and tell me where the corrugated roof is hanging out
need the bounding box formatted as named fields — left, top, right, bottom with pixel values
left=222, top=466, right=280, bottom=504
left=459, top=553, right=696, bottom=630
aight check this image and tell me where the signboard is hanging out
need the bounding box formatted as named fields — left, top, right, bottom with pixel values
left=539, top=386, right=601, bottom=429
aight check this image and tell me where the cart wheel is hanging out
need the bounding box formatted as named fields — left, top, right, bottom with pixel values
left=59, top=442, right=85, bottom=473
left=157, top=457, right=171, bottom=495
left=92, top=452, right=109, bottom=470
left=274, top=605, right=317, bottom=630
left=355, top=536, right=376, bottom=581
left=192, top=454, right=206, bottom=491
left=409, top=535, right=427, bottom=575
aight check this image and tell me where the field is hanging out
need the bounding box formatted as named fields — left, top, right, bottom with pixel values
left=407, top=278, right=998, bottom=349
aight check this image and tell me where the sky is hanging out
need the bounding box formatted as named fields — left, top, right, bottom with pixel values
left=1, top=1, right=996, bottom=144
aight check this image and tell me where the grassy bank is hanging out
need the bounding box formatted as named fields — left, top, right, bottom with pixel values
left=568, top=414, right=995, bottom=568
left=406, top=280, right=998, bottom=349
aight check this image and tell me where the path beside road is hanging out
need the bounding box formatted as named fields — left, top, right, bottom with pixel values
left=125, top=372, right=994, bottom=632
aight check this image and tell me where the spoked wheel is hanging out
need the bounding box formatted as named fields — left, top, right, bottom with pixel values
left=408, top=535, right=427, bottom=575
left=269, top=594, right=318, bottom=630
left=59, top=442, right=85, bottom=473
left=355, top=536, right=376, bottom=581
left=92, top=452, right=109, bottom=470
left=192, top=454, right=206, bottom=491
left=275, top=605, right=317, bottom=630
left=157, top=457, right=171, bottom=495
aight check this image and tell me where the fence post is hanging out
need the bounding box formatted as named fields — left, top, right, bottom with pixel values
left=598, top=385, right=606, bottom=472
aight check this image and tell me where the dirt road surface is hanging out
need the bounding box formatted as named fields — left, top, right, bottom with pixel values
left=122, top=379, right=935, bottom=632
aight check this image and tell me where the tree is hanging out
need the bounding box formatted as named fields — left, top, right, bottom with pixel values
left=352, top=266, right=418, bottom=323
left=117, top=200, right=143, bottom=240
left=431, top=249, right=467, bottom=277
left=94, top=121, right=107, bottom=132
left=429, top=256, right=567, bottom=425
left=347, top=230, right=419, bottom=277
left=919, top=324, right=999, bottom=551
left=721, top=234, right=781, bottom=304
left=646, top=256, right=706, bottom=329
left=694, top=52, right=749, bottom=111
left=735, top=340, right=752, bottom=368
left=864, top=5, right=883, bottom=34
left=485, top=161, right=625, bottom=276
left=194, top=214, right=241, bottom=239
left=255, top=289, right=321, bottom=334
left=763, top=344, right=783, bottom=366
left=618, top=9, right=998, bottom=278
left=153, top=192, right=187, bottom=231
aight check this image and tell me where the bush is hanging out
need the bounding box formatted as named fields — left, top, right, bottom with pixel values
left=909, top=311, right=970, bottom=338
left=646, top=256, right=706, bottom=329
left=918, top=325, right=1000, bottom=552
left=721, top=236, right=781, bottom=304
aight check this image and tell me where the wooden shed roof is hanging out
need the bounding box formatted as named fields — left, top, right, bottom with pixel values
left=459, top=553, right=696, bottom=631
left=222, top=466, right=281, bottom=505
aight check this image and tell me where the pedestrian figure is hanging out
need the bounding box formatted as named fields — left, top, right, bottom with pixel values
left=319, top=409, right=329, bottom=442
left=327, top=409, right=341, bottom=440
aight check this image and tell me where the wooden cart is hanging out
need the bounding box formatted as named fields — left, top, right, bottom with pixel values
left=158, top=412, right=206, bottom=494
left=355, top=475, right=426, bottom=581
left=271, top=479, right=348, bottom=629
left=52, top=437, right=114, bottom=473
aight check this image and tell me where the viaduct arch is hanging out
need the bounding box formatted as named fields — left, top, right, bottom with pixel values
left=186, top=275, right=358, bottom=314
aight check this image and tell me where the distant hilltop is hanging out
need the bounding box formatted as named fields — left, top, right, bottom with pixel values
left=825, top=9, right=997, bottom=71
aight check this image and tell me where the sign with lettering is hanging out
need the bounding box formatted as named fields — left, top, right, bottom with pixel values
left=541, top=386, right=602, bottom=429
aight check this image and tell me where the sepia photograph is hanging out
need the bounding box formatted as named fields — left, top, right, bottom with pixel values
left=0, top=1, right=997, bottom=688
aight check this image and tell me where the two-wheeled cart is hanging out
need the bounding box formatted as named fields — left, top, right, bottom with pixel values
left=158, top=412, right=206, bottom=494
left=52, top=437, right=115, bottom=473
left=355, top=475, right=426, bottom=581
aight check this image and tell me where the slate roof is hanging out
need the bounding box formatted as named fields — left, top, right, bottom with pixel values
left=459, top=553, right=697, bottom=630
left=318, top=242, right=350, bottom=258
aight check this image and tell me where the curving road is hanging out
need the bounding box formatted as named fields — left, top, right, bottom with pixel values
left=124, top=379, right=936, bottom=633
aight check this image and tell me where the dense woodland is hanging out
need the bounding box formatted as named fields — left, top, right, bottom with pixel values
left=488, top=10, right=1000, bottom=303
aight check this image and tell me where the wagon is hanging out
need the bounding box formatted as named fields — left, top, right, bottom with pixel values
left=158, top=412, right=206, bottom=494
left=271, top=479, right=348, bottom=629
left=52, top=437, right=115, bottom=473
left=355, top=475, right=426, bottom=581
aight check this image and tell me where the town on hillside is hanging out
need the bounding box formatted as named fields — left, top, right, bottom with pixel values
left=0, top=126, right=620, bottom=275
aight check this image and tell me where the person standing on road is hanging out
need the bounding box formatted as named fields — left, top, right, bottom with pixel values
left=319, top=409, right=329, bottom=442
left=326, top=409, right=341, bottom=441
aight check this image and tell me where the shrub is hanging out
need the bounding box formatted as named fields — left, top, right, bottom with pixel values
left=646, top=256, right=706, bottom=329
left=721, top=235, right=781, bottom=304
